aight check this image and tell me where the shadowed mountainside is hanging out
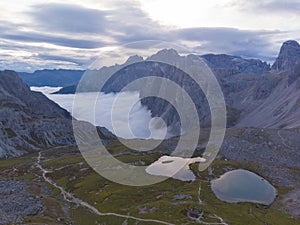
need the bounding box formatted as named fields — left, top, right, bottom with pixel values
left=0, top=70, right=113, bottom=158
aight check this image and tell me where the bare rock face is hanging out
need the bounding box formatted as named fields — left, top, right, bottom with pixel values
left=202, top=54, right=270, bottom=76
left=0, top=70, right=113, bottom=158
left=272, top=40, right=300, bottom=71
left=124, top=55, right=144, bottom=65
left=139, top=47, right=300, bottom=131
left=0, top=70, right=72, bottom=119
left=0, top=70, right=75, bottom=158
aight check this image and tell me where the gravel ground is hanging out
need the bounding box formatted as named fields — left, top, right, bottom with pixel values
left=0, top=179, right=44, bottom=225
left=281, top=189, right=300, bottom=218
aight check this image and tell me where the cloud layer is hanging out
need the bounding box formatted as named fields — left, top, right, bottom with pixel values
left=31, top=87, right=168, bottom=139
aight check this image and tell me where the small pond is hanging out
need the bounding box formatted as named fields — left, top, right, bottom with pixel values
left=211, top=169, right=277, bottom=205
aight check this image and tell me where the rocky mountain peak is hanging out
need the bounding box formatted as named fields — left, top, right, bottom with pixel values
left=272, top=40, right=300, bottom=71
left=147, top=48, right=180, bottom=62
left=283, top=40, right=300, bottom=48
left=202, top=54, right=270, bottom=75
left=125, top=55, right=144, bottom=65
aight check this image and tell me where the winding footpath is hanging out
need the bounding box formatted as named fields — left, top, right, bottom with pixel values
left=277, top=130, right=294, bottom=149
left=36, top=152, right=174, bottom=225
left=196, top=182, right=228, bottom=225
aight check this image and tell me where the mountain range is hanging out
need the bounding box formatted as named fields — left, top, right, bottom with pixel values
left=42, top=40, right=300, bottom=133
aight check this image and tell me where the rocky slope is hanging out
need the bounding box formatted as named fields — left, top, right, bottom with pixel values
left=142, top=44, right=300, bottom=131
left=236, top=41, right=300, bottom=128
left=0, top=70, right=112, bottom=158
left=202, top=53, right=271, bottom=75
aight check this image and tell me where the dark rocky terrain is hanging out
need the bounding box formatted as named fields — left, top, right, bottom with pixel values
left=0, top=179, right=44, bottom=224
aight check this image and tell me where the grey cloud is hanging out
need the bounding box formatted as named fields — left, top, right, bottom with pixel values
left=113, top=27, right=171, bottom=43
left=36, top=54, right=85, bottom=66
left=176, top=27, right=281, bottom=60
left=26, top=3, right=166, bottom=45
left=2, top=33, right=104, bottom=49
left=122, top=40, right=174, bottom=50
left=176, top=27, right=276, bottom=42
left=102, top=4, right=170, bottom=43
left=260, top=0, right=300, bottom=12
left=30, top=3, right=107, bottom=34
left=230, top=0, right=300, bottom=14
left=0, top=18, right=104, bottom=49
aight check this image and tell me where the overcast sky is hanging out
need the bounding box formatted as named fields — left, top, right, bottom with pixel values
left=0, top=0, right=299, bottom=72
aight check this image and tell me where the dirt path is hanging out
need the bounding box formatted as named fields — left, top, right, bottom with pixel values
left=36, top=152, right=174, bottom=225
left=277, top=130, right=294, bottom=149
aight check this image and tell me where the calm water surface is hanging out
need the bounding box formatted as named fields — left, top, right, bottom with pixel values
left=211, top=169, right=277, bottom=205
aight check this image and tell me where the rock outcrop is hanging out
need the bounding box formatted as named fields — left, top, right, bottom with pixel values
left=272, top=40, right=300, bottom=71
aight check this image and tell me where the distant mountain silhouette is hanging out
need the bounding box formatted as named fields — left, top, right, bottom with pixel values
left=19, top=69, right=84, bottom=87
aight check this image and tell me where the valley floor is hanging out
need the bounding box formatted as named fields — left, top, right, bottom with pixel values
left=0, top=139, right=299, bottom=225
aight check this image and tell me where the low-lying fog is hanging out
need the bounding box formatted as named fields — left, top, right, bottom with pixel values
left=31, top=87, right=169, bottom=139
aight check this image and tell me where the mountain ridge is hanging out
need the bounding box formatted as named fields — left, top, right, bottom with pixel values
left=52, top=40, right=300, bottom=133
left=15, top=40, right=300, bottom=133
left=19, top=69, right=84, bottom=87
